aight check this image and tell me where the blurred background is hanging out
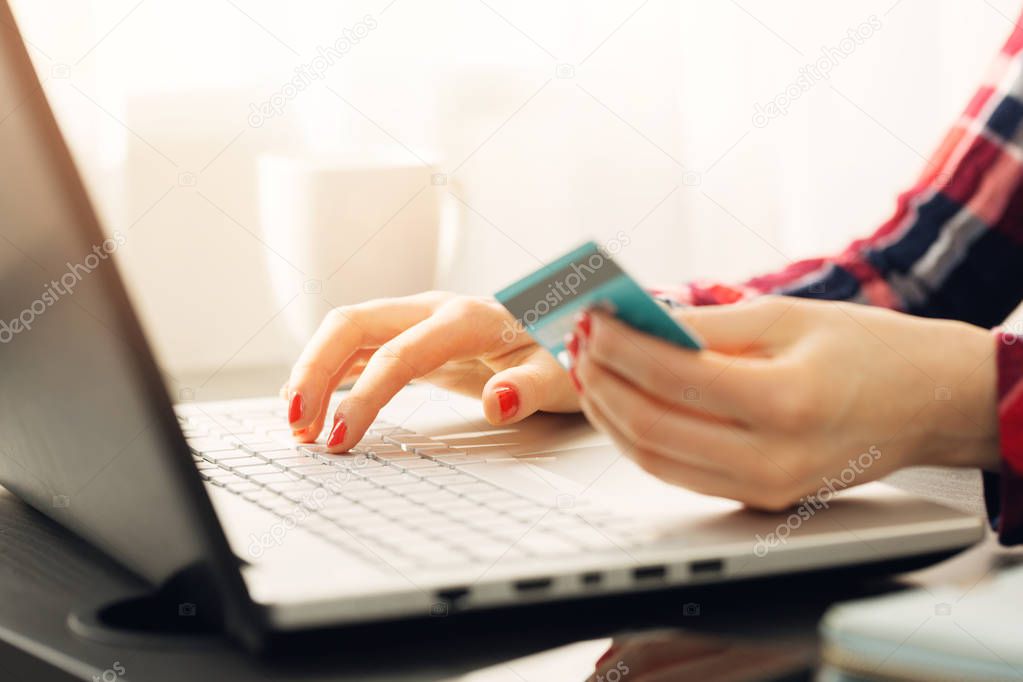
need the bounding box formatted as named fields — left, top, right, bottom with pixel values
left=8, top=0, right=1019, bottom=384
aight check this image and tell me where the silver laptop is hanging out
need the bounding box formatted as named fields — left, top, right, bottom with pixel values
left=0, top=1, right=986, bottom=650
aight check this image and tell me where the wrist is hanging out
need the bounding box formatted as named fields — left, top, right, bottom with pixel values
left=924, top=323, right=1000, bottom=471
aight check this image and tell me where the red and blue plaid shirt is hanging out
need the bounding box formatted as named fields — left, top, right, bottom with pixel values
left=654, top=12, right=1023, bottom=545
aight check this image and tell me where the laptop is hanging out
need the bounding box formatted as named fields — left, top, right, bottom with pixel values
left=0, top=1, right=986, bottom=651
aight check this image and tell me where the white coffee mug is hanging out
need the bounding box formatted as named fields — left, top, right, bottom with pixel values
left=257, top=155, right=441, bottom=353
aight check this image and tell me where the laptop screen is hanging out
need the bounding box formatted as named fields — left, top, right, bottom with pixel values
left=0, top=3, right=240, bottom=593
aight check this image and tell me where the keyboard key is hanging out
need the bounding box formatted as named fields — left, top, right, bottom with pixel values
left=464, top=542, right=516, bottom=560
left=226, top=481, right=261, bottom=494
left=420, top=447, right=465, bottom=459
left=412, top=466, right=459, bottom=478
left=371, top=450, right=419, bottom=461
left=430, top=474, right=478, bottom=487
left=466, top=489, right=521, bottom=504
left=408, top=443, right=451, bottom=454
left=430, top=454, right=488, bottom=466
left=309, top=497, right=366, bottom=514
left=199, top=470, right=236, bottom=483
left=389, top=482, right=439, bottom=496
left=241, top=489, right=278, bottom=503
left=426, top=496, right=478, bottom=512
left=264, top=479, right=321, bottom=493
left=409, top=489, right=460, bottom=505
left=448, top=482, right=498, bottom=496
left=399, top=511, right=453, bottom=530
left=249, top=471, right=302, bottom=485
left=393, top=459, right=444, bottom=471
left=281, top=488, right=326, bottom=503
left=222, top=456, right=268, bottom=470
left=202, top=449, right=255, bottom=463
left=186, top=437, right=234, bottom=453
left=371, top=473, right=420, bottom=487
left=306, top=475, right=373, bottom=491
left=262, top=498, right=301, bottom=514
left=232, top=463, right=286, bottom=477
left=384, top=436, right=440, bottom=451
left=341, top=487, right=399, bottom=501
left=210, top=473, right=247, bottom=488
left=485, top=496, right=536, bottom=511
left=356, top=466, right=406, bottom=479
left=359, top=497, right=418, bottom=513
left=257, top=449, right=300, bottom=462
left=286, top=464, right=339, bottom=477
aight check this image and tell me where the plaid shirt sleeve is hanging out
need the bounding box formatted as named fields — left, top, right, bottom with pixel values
left=653, top=15, right=1023, bottom=544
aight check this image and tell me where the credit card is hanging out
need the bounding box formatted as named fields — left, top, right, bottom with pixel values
left=495, top=241, right=702, bottom=368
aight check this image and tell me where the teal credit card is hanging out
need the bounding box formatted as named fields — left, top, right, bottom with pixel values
left=495, top=241, right=702, bottom=368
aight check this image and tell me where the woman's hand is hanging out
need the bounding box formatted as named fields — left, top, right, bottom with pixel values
left=571, top=296, right=1000, bottom=510
left=282, top=291, right=579, bottom=452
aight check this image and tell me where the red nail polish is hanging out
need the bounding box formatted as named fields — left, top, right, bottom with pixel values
left=495, top=385, right=519, bottom=421
left=288, top=392, right=304, bottom=424
left=565, top=332, right=579, bottom=359
left=569, top=367, right=582, bottom=393
left=575, top=311, right=591, bottom=339
left=327, top=418, right=347, bottom=448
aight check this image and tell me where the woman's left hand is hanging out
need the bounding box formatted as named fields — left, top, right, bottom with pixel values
left=570, top=296, right=1000, bottom=510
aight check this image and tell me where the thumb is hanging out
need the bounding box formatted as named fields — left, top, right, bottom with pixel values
left=672, top=296, right=794, bottom=353
left=482, top=349, right=579, bottom=424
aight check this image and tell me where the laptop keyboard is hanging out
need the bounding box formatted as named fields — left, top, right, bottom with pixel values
left=178, top=404, right=632, bottom=570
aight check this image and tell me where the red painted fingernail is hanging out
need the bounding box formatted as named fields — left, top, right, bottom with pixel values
left=327, top=418, right=347, bottom=448
left=575, top=311, right=591, bottom=339
left=569, top=367, right=582, bottom=393
left=495, top=385, right=519, bottom=421
left=565, top=332, right=579, bottom=359
left=288, top=392, right=304, bottom=424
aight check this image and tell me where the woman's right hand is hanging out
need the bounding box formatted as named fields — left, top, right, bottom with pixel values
left=281, top=291, right=580, bottom=453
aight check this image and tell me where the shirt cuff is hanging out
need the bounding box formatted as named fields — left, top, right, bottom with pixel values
left=983, top=328, right=1023, bottom=545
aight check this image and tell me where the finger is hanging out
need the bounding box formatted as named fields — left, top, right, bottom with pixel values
left=582, top=310, right=772, bottom=421
left=580, top=394, right=748, bottom=502
left=481, top=347, right=579, bottom=425
left=671, top=296, right=799, bottom=354
left=574, top=351, right=752, bottom=476
left=286, top=292, right=447, bottom=431
left=326, top=304, right=505, bottom=452
left=292, top=349, right=375, bottom=443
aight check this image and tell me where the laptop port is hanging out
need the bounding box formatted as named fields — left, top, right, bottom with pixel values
left=514, top=577, right=552, bottom=592
left=581, top=572, right=603, bottom=586
left=436, top=587, right=470, bottom=606
left=632, top=565, right=667, bottom=582
left=689, top=558, right=723, bottom=576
